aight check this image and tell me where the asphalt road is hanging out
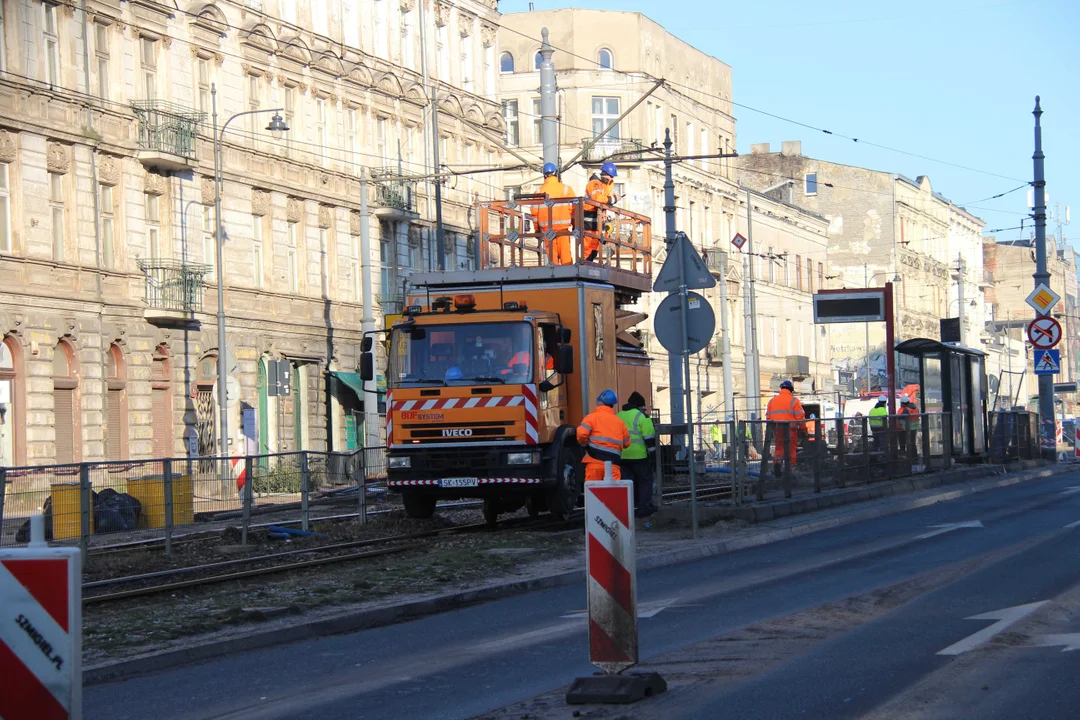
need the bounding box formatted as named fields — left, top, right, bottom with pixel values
left=84, top=469, right=1080, bottom=720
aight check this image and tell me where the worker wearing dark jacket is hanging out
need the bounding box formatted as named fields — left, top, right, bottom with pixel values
left=617, top=391, right=657, bottom=517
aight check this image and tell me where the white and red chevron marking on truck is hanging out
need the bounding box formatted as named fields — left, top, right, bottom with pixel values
left=388, top=478, right=543, bottom=487
left=0, top=539, right=82, bottom=719
left=387, top=385, right=539, bottom=447
left=584, top=479, right=639, bottom=674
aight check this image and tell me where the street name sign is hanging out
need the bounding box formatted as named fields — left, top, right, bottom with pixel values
left=1026, top=283, right=1061, bottom=315
left=1027, top=316, right=1062, bottom=349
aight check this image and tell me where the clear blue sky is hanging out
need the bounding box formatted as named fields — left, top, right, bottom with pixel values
left=499, top=0, right=1079, bottom=244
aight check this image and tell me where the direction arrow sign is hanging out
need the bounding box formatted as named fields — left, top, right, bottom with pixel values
left=937, top=601, right=1048, bottom=656
left=1034, top=634, right=1080, bottom=652
left=653, top=233, right=716, bottom=292
left=1027, top=316, right=1062, bottom=349
left=1035, top=349, right=1061, bottom=375
left=915, top=520, right=983, bottom=539
left=1026, top=282, right=1061, bottom=315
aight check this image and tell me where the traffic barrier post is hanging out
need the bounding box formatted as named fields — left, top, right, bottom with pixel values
left=566, top=461, right=666, bottom=705
left=78, top=465, right=91, bottom=561
left=0, top=514, right=82, bottom=719
left=241, top=455, right=253, bottom=546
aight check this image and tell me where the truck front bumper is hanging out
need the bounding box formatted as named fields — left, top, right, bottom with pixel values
left=386, top=446, right=552, bottom=492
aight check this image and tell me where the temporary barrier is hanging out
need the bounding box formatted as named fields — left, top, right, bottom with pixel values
left=0, top=515, right=82, bottom=719
left=567, top=462, right=666, bottom=704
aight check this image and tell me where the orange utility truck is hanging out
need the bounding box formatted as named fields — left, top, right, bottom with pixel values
left=359, top=260, right=653, bottom=524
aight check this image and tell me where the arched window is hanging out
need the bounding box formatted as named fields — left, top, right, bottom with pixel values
left=499, top=51, right=514, bottom=73
left=104, top=344, right=127, bottom=460
left=52, top=341, right=79, bottom=464
left=597, top=48, right=613, bottom=70
left=151, top=345, right=172, bottom=459
left=0, top=337, right=24, bottom=466
left=533, top=51, right=543, bottom=70
left=195, top=353, right=217, bottom=457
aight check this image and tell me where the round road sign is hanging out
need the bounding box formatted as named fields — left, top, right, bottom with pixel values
left=1027, top=316, right=1062, bottom=349
left=654, top=291, right=716, bottom=355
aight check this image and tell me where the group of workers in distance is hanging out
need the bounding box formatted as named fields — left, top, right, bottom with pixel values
left=576, top=388, right=658, bottom=517
left=532, top=161, right=619, bottom=266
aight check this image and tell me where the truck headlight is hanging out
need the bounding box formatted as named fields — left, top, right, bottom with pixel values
left=507, top=452, right=539, bottom=465
left=388, top=456, right=411, bottom=469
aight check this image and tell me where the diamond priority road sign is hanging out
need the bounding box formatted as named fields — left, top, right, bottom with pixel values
left=1026, top=282, right=1061, bottom=316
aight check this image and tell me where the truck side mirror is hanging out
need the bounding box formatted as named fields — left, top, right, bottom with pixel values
left=361, top=336, right=373, bottom=353
left=555, top=345, right=574, bottom=374
left=558, top=327, right=572, bottom=344
left=360, top=352, right=374, bottom=381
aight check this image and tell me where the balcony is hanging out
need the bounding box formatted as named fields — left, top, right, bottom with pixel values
left=371, top=169, right=420, bottom=221
left=580, top=137, right=650, bottom=164
left=137, top=258, right=211, bottom=325
left=703, top=248, right=726, bottom=277
left=132, top=100, right=203, bottom=171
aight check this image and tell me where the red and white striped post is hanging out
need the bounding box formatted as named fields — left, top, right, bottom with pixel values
left=585, top=462, right=638, bottom=673
left=0, top=515, right=82, bottom=719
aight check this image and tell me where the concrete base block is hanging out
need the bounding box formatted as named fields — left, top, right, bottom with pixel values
left=566, top=672, right=667, bottom=705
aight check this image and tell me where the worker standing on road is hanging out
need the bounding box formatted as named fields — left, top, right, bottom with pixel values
left=533, top=163, right=575, bottom=265
left=869, top=395, right=889, bottom=450
left=617, top=391, right=657, bottom=516
left=897, top=394, right=919, bottom=456
left=577, top=389, right=630, bottom=481
left=584, top=162, right=619, bottom=262
left=765, top=380, right=805, bottom=476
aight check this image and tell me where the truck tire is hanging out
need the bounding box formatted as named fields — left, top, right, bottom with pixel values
left=402, top=492, right=437, bottom=519
left=547, top=444, right=581, bottom=520
left=482, top=498, right=499, bottom=526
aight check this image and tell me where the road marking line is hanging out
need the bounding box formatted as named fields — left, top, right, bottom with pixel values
left=1034, top=633, right=1080, bottom=652
left=1065, top=520, right=1080, bottom=529
left=916, top=521, right=983, bottom=539
left=937, top=601, right=1048, bottom=656
left=1060, top=487, right=1080, bottom=496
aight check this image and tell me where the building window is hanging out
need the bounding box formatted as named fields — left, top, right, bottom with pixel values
left=376, top=117, right=388, bottom=165
left=503, top=100, right=519, bottom=146
left=0, top=5, right=6, bottom=74
left=532, top=97, right=542, bottom=144
left=591, top=96, right=621, bottom=140
left=0, top=337, right=22, bottom=466
left=807, top=258, right=814, bottom=292
left=312, top=0, right=328, bottom=35
left=818, top=262, right=824, bottom=290
left=316, top=97, right=327, bottom=165
left=805, top=172, right=818, bottom=196
left=373, top=0, right=388, bottom=58
left=461, top=36, right=474, bottom=93
left=196, top=57, right=211, bottom=115
left=347, top=108, right=360, bottom=174
left=142, top=192, right=160, bottom=261
left=483, top=45, right=494, bottom=96
left=43, top=3, right=59, bottom=86
left=52, top=341, right=79, bottom=464
left=252, top=215, right=263, bottom=288
left=795, top=254, right=803, bottom=291
left=140, top=37, right=157, bottom=99
left=287, top=221, right=299, bottom=292
left=201, top=204, right=214, bottom=271
left=319, top=227, right=330, bottom=298
left=283, top=86, right=295, bottom=157
left=245, top=75, right=260, bottom=148
left=500, top=51, right=514, bottom=73
left=401, top=9, right=416, bottom=70
left=95, top=23, right=109, bottom=100
left=100, top=184, right=114, bottom=268
left=281, top=0, right=296, bottom=23
left=49, top=172, right=65, bottom=262
left=0, top=163, right=9, bottom=254
left=436, top=24, right=449, bottom=81
left=533, top=51, right=542, bottom=70
left=104, top=344, right=126, bottom=461
left=597, top=48, right=612, bottom=70
left=700, top=128, right=709, bottom=169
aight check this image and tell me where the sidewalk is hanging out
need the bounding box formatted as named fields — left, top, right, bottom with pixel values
left=84, top=460, right=1074, bottom=684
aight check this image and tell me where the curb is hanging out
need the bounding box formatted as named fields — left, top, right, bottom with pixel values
left=84, top=461, right=1075, bottom=685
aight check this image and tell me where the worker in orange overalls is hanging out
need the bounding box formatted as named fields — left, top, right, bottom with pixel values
left=576, top=389, right=630, bottom=481
left=532, top=162, right=575, bottom=265
left=766, top=379, right=805, bottom=476
left=584, top=162, right=619, bottom=262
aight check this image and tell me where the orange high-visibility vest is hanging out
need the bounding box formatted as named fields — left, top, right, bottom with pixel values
left=766, top=389, right=805, bottom=427
left=576, top=405, right=630, bottom=465
left=533, top=177, right=575, bottom=230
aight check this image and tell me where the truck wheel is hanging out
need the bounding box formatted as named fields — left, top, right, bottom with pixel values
left=547, top=444, right=580, bottom=520
left=525, top=495, right=542, bottom=517
left=402, top=492, right=437, bottom=519
left=482, top=498, right=500, bottom=526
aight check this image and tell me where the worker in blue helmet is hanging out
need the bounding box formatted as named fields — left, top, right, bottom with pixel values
left=533, top=162, right=575, bottom=265
left=444, top=366, right=463, bottom=382
left=584, top=162, right=620, bottom=262
left=576, top=389, right=630, bottom=481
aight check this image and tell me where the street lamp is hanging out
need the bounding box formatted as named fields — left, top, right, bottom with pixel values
left=211, top=83, right=289, bottom=464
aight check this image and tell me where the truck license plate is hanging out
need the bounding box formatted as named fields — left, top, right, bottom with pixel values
left=440, top=477, right=479, bottom=488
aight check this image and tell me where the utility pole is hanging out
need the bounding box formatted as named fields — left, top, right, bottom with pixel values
left=956, top=253, right=966, bottom=344
left=718, top=250, right=734, bottom=423
left=744, top=187, right=761, bottom=422
left=663, top=129, right=685, bottom=450
left=432, top=86, right=445, bottom=271
left=743, top=252, right=753, bottom=418
left=359, top=169, right=378, bottom=449
left=1032, top=96, right=1055, bottom=460
left=539, top=28, right=558, bottom=168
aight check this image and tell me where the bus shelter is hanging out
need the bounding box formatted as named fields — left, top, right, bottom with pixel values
left=894, top=338, right=988, bottom=462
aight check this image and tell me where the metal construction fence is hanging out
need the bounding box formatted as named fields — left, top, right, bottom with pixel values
left=0, top=448, right=390, bottom=552
left=654, top=411, right=1041, bottom=507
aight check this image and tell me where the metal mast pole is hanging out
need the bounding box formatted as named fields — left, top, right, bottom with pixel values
left=1032, top=96, right=1055, bottom=460
left=864, top=264, right=871, bottom=392
left=663, top=129, right=684, bottom=446
left=956, top=253, right=966, bottom=344
left=432, top=86, right=445, bottom=271
left=212, top=85, right=229, bottom=465
left=745, top=187, right=761, bottom=421
left=359, top=169, right=378, bottom=448
left=539, top=28, right=558, bottom=168
left=719, top=251, right=734, bottom=422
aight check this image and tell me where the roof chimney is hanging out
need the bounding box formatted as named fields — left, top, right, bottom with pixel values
left=781, top=141, right=802, bottom=156
left=751, top=143, right=771, bottom=155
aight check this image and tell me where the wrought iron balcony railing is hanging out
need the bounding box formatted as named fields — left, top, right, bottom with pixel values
left=370, top=168, right=418, bottom=213
left=137, top=258, right=211, bottom=314
left=580, top=137, right=650, bottom=163
left=131, top=100, right=203, bottom=160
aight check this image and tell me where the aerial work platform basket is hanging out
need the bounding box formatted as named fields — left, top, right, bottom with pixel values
left=476, top=195, right=652, bottom=298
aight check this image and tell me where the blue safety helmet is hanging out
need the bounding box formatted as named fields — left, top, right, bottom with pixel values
left=600, top=161, right=618, bottom=178
left=445, top=366, right=463, bottom=382
left=543, top=162, right=558, bottom=176
left=779, top=380, right=794, bottom=391
left=597, top=389, right=618, bottom=407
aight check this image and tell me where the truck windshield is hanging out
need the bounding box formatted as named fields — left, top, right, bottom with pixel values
left=389, top=322, right=534, bottom=387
